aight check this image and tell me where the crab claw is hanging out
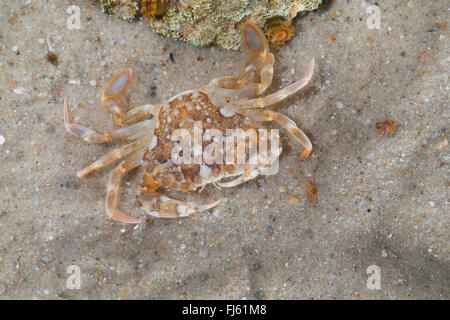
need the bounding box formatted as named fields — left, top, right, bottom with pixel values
left=137, top=191, right=221, bottom=218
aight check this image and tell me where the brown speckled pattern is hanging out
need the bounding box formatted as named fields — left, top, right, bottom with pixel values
left=142, top=90, right=255, bottom=190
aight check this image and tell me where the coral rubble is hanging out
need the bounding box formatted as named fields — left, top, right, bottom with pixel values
left=99, top=0, right=322, bottom=49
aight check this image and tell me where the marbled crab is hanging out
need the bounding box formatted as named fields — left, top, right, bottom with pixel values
left=64, top=22, right=315, bottom=224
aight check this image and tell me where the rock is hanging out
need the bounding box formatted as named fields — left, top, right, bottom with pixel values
left=101, top=0, right=140, bottom=21
left=99, top=0, right=322, bottom=49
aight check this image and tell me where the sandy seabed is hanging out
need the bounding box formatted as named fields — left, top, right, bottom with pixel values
left=0, top=0, right=448, bottom=299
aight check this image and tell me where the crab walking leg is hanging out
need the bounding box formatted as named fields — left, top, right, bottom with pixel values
left=103, top=100, right=161, bottom=127
left=247, top=110, right=312, bottom=159
left=64, top=99, right=153, bottom=143
left=201, top=77, right=259, bottom=102
left=137, top=187, right=220, bottom=219
left=240, top=59, right=315, bottom=108
left=204, top=55, right=273, bottom=100
left=106, top=152, right=143, bottom=224
left=121, top=104, right=161, bottom=126
left=76, top=140, right=147, bottom=177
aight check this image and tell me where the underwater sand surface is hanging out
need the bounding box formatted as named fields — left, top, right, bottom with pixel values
left=0, top=0, right=448, bottom=299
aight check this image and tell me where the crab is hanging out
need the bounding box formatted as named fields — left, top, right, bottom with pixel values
left=64, top=22, right=315, bottom=224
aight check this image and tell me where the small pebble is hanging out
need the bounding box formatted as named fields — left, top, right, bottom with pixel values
left=289, top=195, right=299, bottom=205
left=436, top=139, right=447, bottom=150
left=199, top=248, right=208, bottom=258
left=13, top=87, right=25, bottom=94
left=213, top=209, right=221, bottom=218
left=46, top=52, right=58, bottom=66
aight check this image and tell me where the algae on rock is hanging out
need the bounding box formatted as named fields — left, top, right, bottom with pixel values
left=100, top=0, right=140, bottom=21
left=99, top=0, right=322, bottom=49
